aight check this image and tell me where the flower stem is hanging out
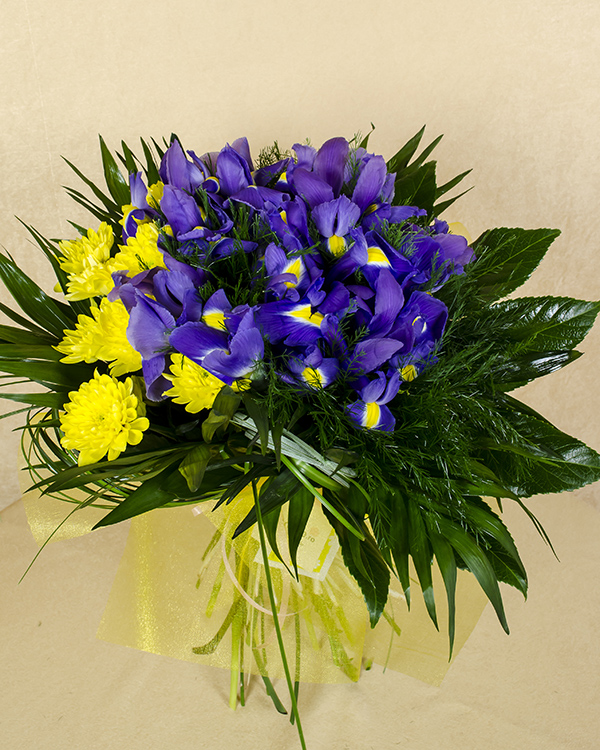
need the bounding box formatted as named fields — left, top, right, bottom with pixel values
left=252, top=479, right=307, bottom=750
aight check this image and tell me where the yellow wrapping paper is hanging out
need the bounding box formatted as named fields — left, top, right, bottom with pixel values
left=23, top=480, right=488, bottom=686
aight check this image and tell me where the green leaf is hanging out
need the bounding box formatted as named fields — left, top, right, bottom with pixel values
left=493, top=350, right=582, bottom=390
left=0, top=343, right=62, bottom=361
left=179, top=444, right=213, bottom=492
left=242, top=393, right=270, bottom=455
left=486, top=296, right=600, bottom=352
left=393, top=161, right=437, bottom=215
left=464, top=497, right=527, bottom=595
left=407, top=500, right=437, bottom=628
left=202, top=386, right=241, bottom=442
left=99, top=135, right=130, bottom=207
left=328, top=516, right=390, bottom=627
left=271, top=419, right=283, bottom=470
left=263, top=504, right=290, bottom=572
left=388, top=490, right=411, bottom=605
left=119, top=140, right=139, bottom=174
left=427, top=528, right=457, bottom=656
left=0, top=392, right=67, bottom=409
left=0, top=253, right=75, bottom=338
left=140, top=138, right=160, bottom=184
left=0, top=301, right=56, bottom=339
left=233, top=469, right=300, bottom=538
left=437, top=516, right=510, bottom=634
left=0, top=359, right=91, bottom=389
left=93, top=464, right=186, bottom=528
left=386, top=126, right=425, bottom=172
left=484, top=398, right=600, bottom=495
left=0, top=324, right=55, bottom=346
left=287, top=486, right=313, bottom=577
left=63, top=157, right=120, bottom=213
left=469, top=227, right=561, bottom=302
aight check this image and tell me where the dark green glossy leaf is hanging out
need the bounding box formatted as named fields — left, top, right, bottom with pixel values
left=202, top=386, right=241, bottom=442
left=63, top=157, right=120, bottom=213
left=140, top=138, right=160, bottom=184
left=328, top=515, right=390, bottom=627
left=287, top=486, right=313, bottom=577
left=233, top=468, right=300, bottom=538
left=99, top=135, right=130, bottom=206
left=0, top=253, right=75, bottom=338
left=119, top=140, right=139, bottom=174
left=436, top=169, right=472, bottom=199
left=393, top=161, right=437, bottom=215
left=0, top=301, right=55, bottom=339
left=492, top=349, right=581, bottom=389
left=437, top=516, right=509, bottom=633
left=263, top=504, right=289, bottom=571
left=386, top=126, right=425, bottom=172
left=243, top=393, right=270, bottom=455
left=488, top=296, right=600, bottom=352
left=0, top=392, right=67, bottom=409
left=93, top=464, right=185, bottom=528
left=428, top=528, right=457, bottom=656
left=407, top=500, right=437, bottom=628
left=469, top=227, right=561, bottom=302
left=179, top=444, right=213, bottom=492
left=0, top=344, right=62, bottom=361
left=388, top=489, right=411, bottom=605
left=483, top=399, right=600, bottom=495
left=0, top=359, right=91, bottom=389
left=0, top=324, right=54, bottom=346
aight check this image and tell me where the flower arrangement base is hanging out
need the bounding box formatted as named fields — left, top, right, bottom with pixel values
left=24, top=488, right=488, bottom=692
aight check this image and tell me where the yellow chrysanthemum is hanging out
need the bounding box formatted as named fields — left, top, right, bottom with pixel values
left=58, top=223, right=121, bottom=300
left=113, top=222, right=167, bottom=275
left=56, top=298, right=142, bottom=377
left=164, top=354, right=225, bottom=413
left=60, top=372, right=149, bottom=466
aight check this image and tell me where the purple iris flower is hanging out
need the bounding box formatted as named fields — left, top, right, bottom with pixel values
left=216, top=145, right=253, bottom=197
left=351, top=154, right=388, bottom=213
left=160, top=185, right=204, bottom=238
left=361, top=204, right=427, bottom=232
left=170, top=306, right=265, bottom=385
left=267, top=198, right=312, bottom=253
left=312, top=195, right=361, bottom=256
left=346, top=371, right=401, bottom=431
left=160, top=139, right=205, bottom=193
left=389, top=291, right=449, bottom=380
left=285, top=345, right=339, bottom=390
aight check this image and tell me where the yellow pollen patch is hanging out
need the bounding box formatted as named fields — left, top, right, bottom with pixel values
left=202, top=311, right=227, bottom=330
left=327, top=234, right=346, bottom=257
left=364, top=203, right=379, bottom=215
left=364, top=402, right=380, bottom=429
left=367, top=246, right=390, bottom=265
left=280, top=210, right=288, bottom=224
left=284, top=258, right=302, bottom=287
left=302, top=367, right=323, bottom=388
left=288, top=305, right=324, bottom=327
left=401, top=365, right=418, bottom=382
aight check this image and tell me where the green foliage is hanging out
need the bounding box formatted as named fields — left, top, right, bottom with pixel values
left=386, top=126, right=472, bottom=216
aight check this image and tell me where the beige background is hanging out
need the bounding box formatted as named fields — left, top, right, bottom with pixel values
left=1, top=1, right=600, bottom=748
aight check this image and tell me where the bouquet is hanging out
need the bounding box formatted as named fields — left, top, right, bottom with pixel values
left=3, top=128, right=599, bottom=748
